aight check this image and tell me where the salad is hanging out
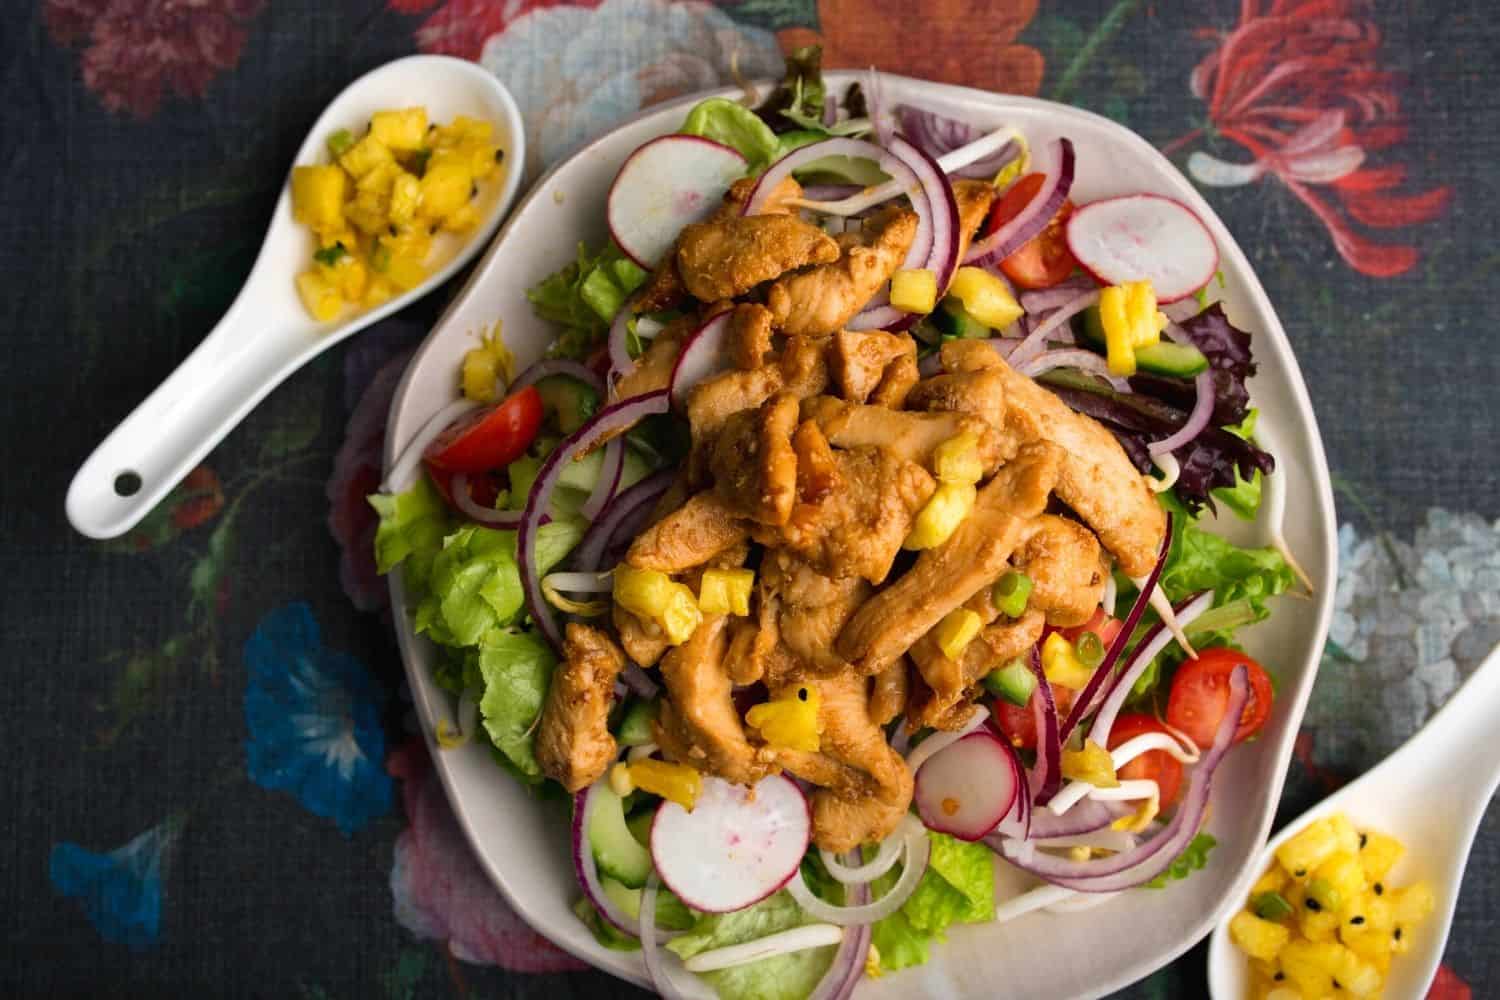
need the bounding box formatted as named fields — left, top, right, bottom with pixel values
left=372, top=50, right=1302, bottom=1000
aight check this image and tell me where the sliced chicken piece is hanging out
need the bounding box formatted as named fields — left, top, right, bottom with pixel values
left=783, top=672, right=914, bottom=852
left=757, top=445, right=935, bottom=585
left=685, top=335, right=830, bottom=448
left=612, top=315, right=691, bottom=402
left=800, top=395, right=1006, bottom=472
left=761, top=551, right=872, bottom=675
left=625, top=491, right=748, bottom=573
left=614, top=604, right=669, bottom=668
left=765, top=206, right=919, bottom=336
left=907, top=609, right=1044, bottom=731
left=677, top=214, right=839, bottom=303
left=837, top=442, right=1062, bottom=673
left=932, top=338, right=1167, bottom=576
left=710, top=392, right=799, bottom=527
left=717, top=175, right=802, bottom=219
left=535, top=624, right=626, bottom=793
left=791, top=419, right=840, bottom=504
left=868, top=658, right=910, bottom=726
left=905, top=366, right=1007, bottom=431
left=829, top=329, right=915, bottom=403
left=724, top=595, right=779, bottom=686
left=1011, top=515, right=1107, bottom=627
left=868, top=350, right=920, bottom=409
left=952, top=179, right=998, bottom=264
left=634, top=257, right=685, bottom=313
left=727, top=303, right=775, bottom=370
left=656, top=616, right=774, bottom=784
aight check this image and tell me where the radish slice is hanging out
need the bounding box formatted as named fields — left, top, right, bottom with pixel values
left=1064, top=194, right=1219, bottom=303
left=668, top=312, right=732, bottom=409
left=608, top=135, right=748, bottom=269
left=914, top=730, right=1019, bottom=841
left=650, top=774, right=810, bottom=914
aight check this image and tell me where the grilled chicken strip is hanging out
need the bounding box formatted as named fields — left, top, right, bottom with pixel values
left=677, top=214, right=839, bottom=302
left=535, top=624, right=626, bottom=793
left=907, top=609, right=1044, bottom=731
left=801, top=395, right=1006, bottom=472
left=766, top=206, right=918, bottom=336
left=710, top=392, right=800, bottom=527
left=655, top=616, right=774, bottom=785
left=829, top=329, right=917, bottom=404
left=1011, top=514, right=1108, bottom=627
left=626, top=491, right=748, bottom=573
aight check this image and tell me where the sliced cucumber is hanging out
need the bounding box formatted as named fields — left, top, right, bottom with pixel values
left=556, top=445, right=605, bottom=493
left=616, top=698, right=659, bottom=747
left=588, top=783, right=654, bottom=888
left=932, top=296, right=991, bottom=340
left=625, top=808, right=654, bottom=850
left=600, top=875, right=695, bottom=930
left=1075, top=306, right=1210, bottom=377
left=794, top=154, right=890, bottom=187
left=536, top=375, right=601, bottom=435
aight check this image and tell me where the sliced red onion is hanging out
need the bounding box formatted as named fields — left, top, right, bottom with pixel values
left=965, top=138, right=1075, bottom=267
left=1025, top=645, right=1063, bottom=806
left=669, top=312, right=733, bottom=408
left=903, top=705, right=988, bottom=774
left=786, top=815, right=931, bottom=926
left=806, top=881, right=871, bottom=1000
left=898, top=105, right=1022, bottom=179
left=381, top=397, right=481, bottom=494
left=1008, top=289, right=1099, bottom=367
left=917, top=351, right=944, bottom=378
left=800, top=183, right=863, bottom=202
left=1058, top=512, right=1173, bottom=743
left=581, top=437, right=625, bottom=521
left=1017, top=348, right=1130, bottom=391
left=1027, top=798, right=1130, bottom=838
left=747, top=137, right=919, bottom=219
left=621, top=663, right=659, bottom=698
left=1035, top=828, right=1137, bottom=853
left=994, top=666, right=1248, bottom=891
left=573, top=784, right=641, bottom=937
left=521, top=391, right=671, bottom=652
left=1162, top=299, right=1202, bottom=324
left=1019, top=278, right=1097, bottom=314
left=866, top=68, right=893, bottom=147
left=574, top=469, right=673, bottom=572
left=820, top=836, right=903, bottom=886
left=1088, top=591, right=1215, bottom=749
left=1147, top=369, right=1216, bottom=456
left=511, top=358, right=604, bottom=396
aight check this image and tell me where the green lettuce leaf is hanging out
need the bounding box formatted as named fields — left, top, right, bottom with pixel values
left=368, top=477, right=450, bottom=594
left=681, top=96, right=781, bottom=168
left=1211, top=410, right=1263, bottom=520
left=527, top=242, right=648, bottom=360
left=477, top=629, right=556, bottom=781
left=667, top=886, right=837, bottom=1000
left=869, top=832, right=994, bottom=973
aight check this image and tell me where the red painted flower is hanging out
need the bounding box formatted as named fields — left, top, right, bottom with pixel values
left=170, top=465, right=224, bottom=532
left=390, top=0, right=591, bottom=62
left=387, top=740, right=586, bottom=972
left=44, top=0, right=266, bottom=119
left=1167, top=0, right=1449, bottom=278
left=1429, top=963, right=1472, bottom=1000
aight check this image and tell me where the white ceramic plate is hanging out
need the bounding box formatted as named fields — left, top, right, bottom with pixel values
left=384, top=73, right=1339, bottom=999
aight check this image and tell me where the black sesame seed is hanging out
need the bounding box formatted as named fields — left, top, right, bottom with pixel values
left=470, top=183, right=479, bottom=200
left=1394, top=927, right=1403, bottom=940
left=494, top=148, right=505, bottom=162
left=797, top=688, right=808, bottom=702
left=1274, top=972, right=1285, bottom=982
left=388, top=225, right=398, bottom=236
left=1333, top=979, right=1341, bottom=989
left=1359, top=833, right=1368, bottom=848
left=1351, top=915, right=1365, bottom=925
left=1374, top=882, right=1384, bottom=895
left=1294, top=868, right=1307, bottom=877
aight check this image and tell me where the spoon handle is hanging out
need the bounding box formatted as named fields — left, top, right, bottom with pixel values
left=1401, top=642, right=1500, bottom=804
left=66, top=276, right=328, bottom=540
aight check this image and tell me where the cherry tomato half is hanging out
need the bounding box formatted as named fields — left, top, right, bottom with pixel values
left=1060, top=608, right=1124, bottom=651
left=984, top=172, right=1079, bottom=290
left=1165, top=647, right=1275, bottom=748
left=1108, top=713, right=1184, bottom=810
left=424, top=385, right=543, bottom=474
left=993, top=682, right=1076, bottom=750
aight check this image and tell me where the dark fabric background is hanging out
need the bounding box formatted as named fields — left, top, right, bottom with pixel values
left=2, top=1, right=1496, bottom=997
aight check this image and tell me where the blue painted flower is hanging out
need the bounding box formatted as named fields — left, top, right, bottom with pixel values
left=49, top=817, right=181, bottom=951
left=243, top=602, right=393, bottom=834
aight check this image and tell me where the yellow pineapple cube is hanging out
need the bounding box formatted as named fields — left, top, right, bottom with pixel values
left=419, top=161, right=473, bottom=220
left=333, top=258, right=368, bottom=301
left=345, top=200, right=388, bottom=236
left=1391, top=882, right=1435, bottom=925
left=1333, top=947, right=1383, bottom=997
left=295, top=270, right=342, bottom=322
left=1251, top=867, right=1288, bottom=898
left=1277, top=817, right=1341, bottom=879
left=363, top=276, right=395, bottom=307
left=1231, top=911, right=1291, bottom=961
left=1327, top=813, right=1362, bottom=856
left=339, top=134, right=394, bottom=178
left=384, top=255, right=426, bottom=291
left=441, top=201, right=481, bottom=233
left=389, top=172, right=421, bottom=225
left=1340, top=922, right=1391, bottom=965
left=1301, top=907, right=1340, bottom=943
left=370, top=107, right=428, bottom=151
left=1358, top=831, right=1404, bottom=884
left=1279, top=939, right=1344, bottom=998
left=291, top=165, right=346, bottom=233
left=355, top=159, right=401, bottom=195
left=1313, top=852, right=1365, bottom=915
left=380, top=226, right=431, bottom=264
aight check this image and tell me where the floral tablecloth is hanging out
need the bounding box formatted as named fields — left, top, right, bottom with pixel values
left=6, top=1, right=1498, bottom=997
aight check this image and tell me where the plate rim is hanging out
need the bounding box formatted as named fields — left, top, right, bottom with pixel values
left=383, top=72, right=1340, bottom=999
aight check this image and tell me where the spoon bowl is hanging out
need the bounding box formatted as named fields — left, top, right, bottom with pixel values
left=66, top=55, right=524, bottom=540
left=1208, top=643, right=1500, bottom=999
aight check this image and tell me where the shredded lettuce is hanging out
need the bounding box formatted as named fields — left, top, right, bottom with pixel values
left=868, top=832, right=994, bottom=973
left=1144, top=833, right=1217, bottom=889
left=369, top=476, right=450, bottom=591
left=476, top=629, right=557, bottom=782
left=526, top=242, right=647, bottom=360
left=667, top=877, right=840, bottom=1000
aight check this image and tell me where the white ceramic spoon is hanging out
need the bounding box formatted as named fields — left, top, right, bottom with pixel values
left=1208, top=641, right=1500, bottom=999
left=65, top=55, right=524, bottom=540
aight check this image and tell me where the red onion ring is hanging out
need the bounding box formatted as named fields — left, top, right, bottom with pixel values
left=916, top=352, right=944, bottom=378
left=1058, top=512, right=1173, bottom=743
left=606, top=298, right=637, bottom=384
left=897, top=105, right=1022, bottom=179
left=964, top=138, right=1075, bottom=267
left=1024, top=644, right=1063, bottom=806
left=995, top=666, right=1248, bottom=891
left=581, top=437, right=625, bottom=521
left=669, top=312, right=733, bottom=408
left=510, top=358, right=605, bottom=395
left=448, top=473, right=537, bottom=528
left=1019, top=278, right=1098, bottom=314
left=572, top=783, right=640, bottom=937
left=574, top=469, right=673, bottom=572
left=620, top=663, right=659, bottom=698
left=806, top=878, right=871, bottom=1000
left=520, top=391, right=671, bottom=652
left=381, top=397, right=481, bottom=494
left=1017, top=348, right=1131, bottom=391
left=1089, top=591, right=1215, bottom=749
left=745, top=137, right=919, bottom=219
left=1008, top=289, right=1099, bottom=367
left=1147, top=369, right=1216, bottom=456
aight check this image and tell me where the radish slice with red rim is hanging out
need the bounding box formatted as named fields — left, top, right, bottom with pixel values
left=608, top=135, right=748, bottom=269
left=649, top=774, right=810, bottom=914
left=1064, top=193, right=1219, bottom=303
left=668, top=312, right=733, bottom=409
left=914, top=729, right=1020, bottom=841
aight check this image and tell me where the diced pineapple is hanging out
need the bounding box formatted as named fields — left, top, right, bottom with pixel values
left=381, top=225, right=432, bottom=263
left=1300, top=906, right=1340, bottom=943
left=1313, top=852, right=1365, bottom=915
left=355, top=160, right=402, bottom=195
left=441, top=201, right=481, bottom=233
left=1340, top=923, right=1391, bottom=965
left=1252, top=867, right=1288, bottom=897
left=698, top=568, right=754, bottom=616
left=1333, top=947, right=1382, bottom=998
left=745, top=686, right=822, bottom=752
left=345, top=200, right=389, bottom=236
left=1391, top=882, right=1434, bottom=925
left=419, top=161, right=473, bottom=220
left=613, top=566, right=701, bottom=645
left=1358, top=831, right=1404, bottom=884
left=389, top=172, right=421, bottom=225
left=1327, top=813, right=1362, bottom=856
left=339, top=133, right=394, bottom=178
left=385, top=255, right=426, bottom=291
left=1279, top=939, right=1344, bottom=998
left=332, top=258, right=368, bottom=301
left=904, top=481, right=975, bottom=550
left=369, top=107, right=428, bottom=151
left=290, top=165, right=346, bottom=233
left=1277, top=817, right=1342, bottom=879
left=363, top=276, right=395, bottom=307
left=296, top=270, right=343, bottom=322
left=1231, top=911, right=1291, bottom=961
left=1265, top=990, right=1301, bottom=1000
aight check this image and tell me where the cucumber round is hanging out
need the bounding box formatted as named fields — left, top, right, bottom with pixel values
left=616, top=698, right=659, bottom=747
left=1075, top=305, right=1209, bottom=377
left=588, top=783, right=653, bottom=888
left=535, top=375, right=600, bottom=435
